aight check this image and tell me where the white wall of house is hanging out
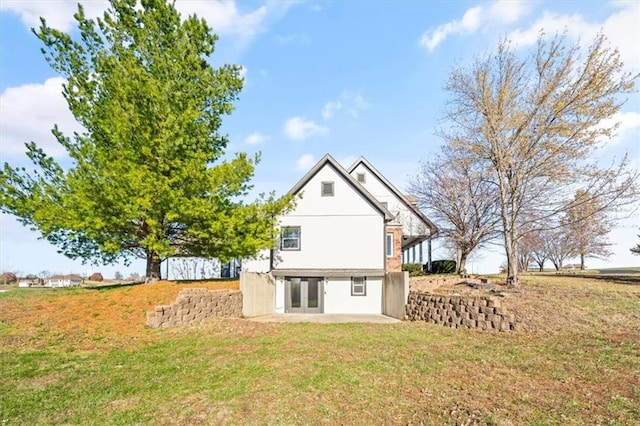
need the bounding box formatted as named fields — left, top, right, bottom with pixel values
left=324, top=277, right=383, bottom=314
left=272, top=276, right=382, bottom=314
left=350, top=163, right=429, bottom=237
left=275, top=279, right=285, bottom=313
left=274, top=164, right=385, bottom=271
left=243, top=249, right=272, bottom=273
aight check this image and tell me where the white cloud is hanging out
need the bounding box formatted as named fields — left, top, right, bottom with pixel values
left=244, top=132, right=270, bottom=145
left=1, top=1, right=287, bottom=42
left=175, top=1, right=268, bottom=39
left=0, top=77, right=82, bottom=159
left=283, top=117, right=328, bottom=140
left=296, top=154, right=315, bottom=171
left=322, top=91, right=369, bottom=120
left=321, top=100, right=342, bottom=119
left=508, top=2, right=640, bottom=72
left=420, top=1, right=529, bottom=52
left=0, top=0, right=108, bottom=32
left=596, top=111, right=640, bottom=146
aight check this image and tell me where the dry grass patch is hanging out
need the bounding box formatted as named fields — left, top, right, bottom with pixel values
left=0, top=280, right=238, bottom=350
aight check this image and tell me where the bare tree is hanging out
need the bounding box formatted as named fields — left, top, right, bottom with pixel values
left=564, top=190, right=613, bottom=270
left=410, top=148, right=500, bottom=274
left=442, top=31, right=638, bottom=287
left=632, top=231, right=640, bottom=255
left=546, top=224, right=578, bottom=271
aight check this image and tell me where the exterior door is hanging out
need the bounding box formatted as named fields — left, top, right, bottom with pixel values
left=285, top=277, right=323, bottom=313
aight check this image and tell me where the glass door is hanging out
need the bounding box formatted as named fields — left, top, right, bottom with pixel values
left=285, top=277, right=323, bottom=313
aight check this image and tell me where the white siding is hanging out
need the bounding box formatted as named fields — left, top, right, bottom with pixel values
left=324, top=277, right=383, bottom=314
left=274, top=164, right=385, bottom=271
left=350, top=163, right=429, bottom=237
left=243, top=249, right=271, bottom=273
left=275, top=278, right=285, bottom=313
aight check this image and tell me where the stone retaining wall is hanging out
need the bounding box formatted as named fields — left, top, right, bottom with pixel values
left=405, top=291, right=515, bottom=331
left=147, top=288, right=242, bottom=328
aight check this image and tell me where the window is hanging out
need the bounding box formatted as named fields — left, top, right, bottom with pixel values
left=386, top=233, right=393, bottom=257
left=351, top=276, right=366, bottom=296
left=281, top=226, right=301, bottom=250
left=356, top=172, right=366, bottom=183
left=321, top=181, right=334, bottom=196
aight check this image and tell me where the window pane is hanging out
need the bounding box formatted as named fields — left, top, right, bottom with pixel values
left=281, top=227, right=300, bottom=250
left=386, top=233, right=393, bottom=257
left=307, top=278, right=319, bottom=308
left=290, top=278, right=301, bottom=308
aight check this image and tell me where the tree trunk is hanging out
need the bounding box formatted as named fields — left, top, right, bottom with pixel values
left=537, top=260, right=544, bottom=272
left=580, top=253, right=585, bottom=270
left=505, top=239, right=519, bottom=288
left=146, top=250, right=161, bottom=282
left=457, top=250, right=468, bottom=275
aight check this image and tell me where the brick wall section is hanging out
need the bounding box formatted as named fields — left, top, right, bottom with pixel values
left=385, top=225, right=403, bottom=272
left=146, top=288, right=242, bottom=328
left=405, top=292, right=515, bottom=331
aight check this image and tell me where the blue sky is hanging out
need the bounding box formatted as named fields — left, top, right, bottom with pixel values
left=1, top=0, right=639, bottom=278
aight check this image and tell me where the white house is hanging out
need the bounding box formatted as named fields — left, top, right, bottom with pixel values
left=45, top=274, right=83, bottom=288
left=243, top=154, right=437, bottom=315
left=347, top=157, right=438, bottom=266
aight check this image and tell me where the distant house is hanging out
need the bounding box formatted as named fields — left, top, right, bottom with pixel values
left=45, top=274, right=83, bottom=288
left=18, top=280, right=32, bottom=288
left=243, top=154, right=438, bottom=315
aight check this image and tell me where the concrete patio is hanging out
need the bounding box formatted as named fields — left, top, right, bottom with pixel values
left=247, top=313, right=401, bottom=324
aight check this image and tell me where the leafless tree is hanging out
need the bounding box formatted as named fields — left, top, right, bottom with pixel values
left=631, top=230, right=640, bottom=255
left=410, top=148, right=500, bottom=274
left=441, top=31, right=638, bottom=287
left=564, top=190, right=613, bottom=270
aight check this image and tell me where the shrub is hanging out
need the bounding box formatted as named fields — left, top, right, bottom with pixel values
left=431, top=260, right=457, bottom=274
left=89, top=272, right=104, bottom=282
left=402, top=263, right=425, bottom=276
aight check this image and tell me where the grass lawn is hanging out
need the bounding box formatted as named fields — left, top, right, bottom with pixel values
left=1, top=276, right=639, bottom=425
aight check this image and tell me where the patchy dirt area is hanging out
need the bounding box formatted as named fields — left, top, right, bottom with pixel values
left=0, top=280, right=239, bottom=350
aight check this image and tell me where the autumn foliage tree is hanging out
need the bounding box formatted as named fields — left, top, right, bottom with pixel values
left=441, top=31, right=638, bottom=287
left=0, top=0, right=291, bottom=280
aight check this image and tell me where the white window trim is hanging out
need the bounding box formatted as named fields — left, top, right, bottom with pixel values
left=351, top=276, right=366, bottom=296
left=281, top=226, right=301, bottom=251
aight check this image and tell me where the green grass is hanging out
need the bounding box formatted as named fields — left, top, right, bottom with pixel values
left=1, top=276, right=639, bottom=425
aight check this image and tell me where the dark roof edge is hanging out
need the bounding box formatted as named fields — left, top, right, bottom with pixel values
left=287, top=154, right=394, bottom=221
left=347, top=156, right=439, bottom=236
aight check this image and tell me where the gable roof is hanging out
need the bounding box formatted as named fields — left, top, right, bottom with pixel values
left=287, top=154, right=394, bottom=221
left=347, top=156, right=438, bottom=236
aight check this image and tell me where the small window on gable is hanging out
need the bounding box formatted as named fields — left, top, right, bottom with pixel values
left=281, top=226, right=301, bottom=250
left=351, top=276, right=366, bottom=296
left=356, top=172, right=366, bottom=183
left=321, top=181, right=334, bottom=197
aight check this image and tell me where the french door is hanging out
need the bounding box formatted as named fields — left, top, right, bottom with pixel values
left=285, top=277, right=323, bottom=313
